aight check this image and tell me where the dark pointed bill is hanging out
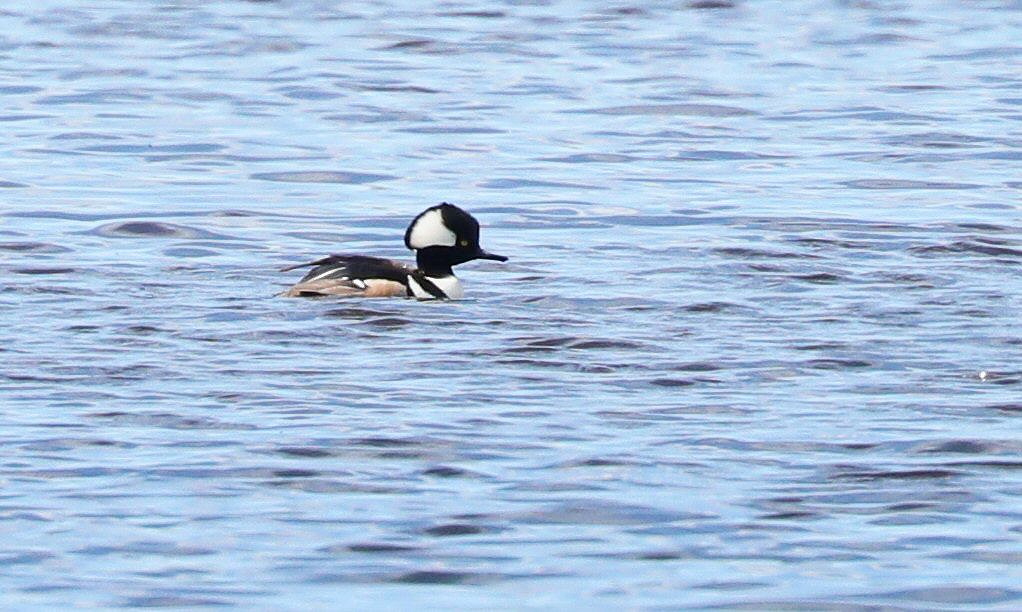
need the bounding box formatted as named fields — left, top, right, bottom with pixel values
left=475, top=249, right=508, bottom=262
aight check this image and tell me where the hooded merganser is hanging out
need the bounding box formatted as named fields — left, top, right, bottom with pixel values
left=280, top=203, right=507, bottom=299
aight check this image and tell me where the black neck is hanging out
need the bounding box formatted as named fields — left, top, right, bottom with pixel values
left=416, top=247, right=454, bottom=277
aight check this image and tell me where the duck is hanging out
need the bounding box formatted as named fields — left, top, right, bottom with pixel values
left=280, top=203, right=507, bottom=299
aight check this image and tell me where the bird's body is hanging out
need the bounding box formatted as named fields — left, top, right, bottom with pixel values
left=280, top=203, right=505, bottom=299
left=280, top=254, right=460, bottom=299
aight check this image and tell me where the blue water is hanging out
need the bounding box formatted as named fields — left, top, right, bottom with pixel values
left=3, top=0, right=1022, bottom=608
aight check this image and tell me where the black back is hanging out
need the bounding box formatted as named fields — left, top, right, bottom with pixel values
left=282, top=255, right=412, bottom=284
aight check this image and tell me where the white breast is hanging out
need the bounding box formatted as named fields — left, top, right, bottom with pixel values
left=431, top=275, right=463, bottom=299
left=407, top=274, right=463, bottom=299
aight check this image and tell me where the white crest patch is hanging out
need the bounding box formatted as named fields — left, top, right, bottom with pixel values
left=407, top=208, right=457, bottom=249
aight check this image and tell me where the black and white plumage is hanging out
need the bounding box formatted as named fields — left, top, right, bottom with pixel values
left=281, top=203, right=507, bottom=299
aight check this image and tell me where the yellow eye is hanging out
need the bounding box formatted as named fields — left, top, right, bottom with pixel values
left=460, top=240, right=468, bottom=246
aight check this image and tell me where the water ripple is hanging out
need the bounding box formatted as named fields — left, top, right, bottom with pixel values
left=2, top=0, right=1021, bottom=609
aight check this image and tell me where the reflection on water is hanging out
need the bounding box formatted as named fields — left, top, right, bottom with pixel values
left=3, top=0, right=1022, bottom=608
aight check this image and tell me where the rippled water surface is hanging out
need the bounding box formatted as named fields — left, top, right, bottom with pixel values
left=3, top=0, right=1022, bottom=608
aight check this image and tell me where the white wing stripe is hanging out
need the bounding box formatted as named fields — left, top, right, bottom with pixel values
left=406, top=275, right=431, bottom=298
left=308, top=269, right=348, bottom=282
